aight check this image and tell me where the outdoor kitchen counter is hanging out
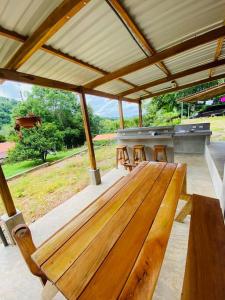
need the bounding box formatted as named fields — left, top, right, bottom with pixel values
left=117, top=124, right=212, bottom=163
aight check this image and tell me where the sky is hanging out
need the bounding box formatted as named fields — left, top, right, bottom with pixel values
left=0, top=81, right=140, bottom=118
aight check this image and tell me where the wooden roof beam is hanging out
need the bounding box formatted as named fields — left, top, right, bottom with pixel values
left=0, top=68, right=138, bottom=103
left=84, top=26, right=225, bottom=89
left=106, top=0, right=173, bottom=77
left=137, top=73, right=225, bottom=100
left=0, top=26, right=151, bottom=96
left=118, top=58, right=225, bottom=97
left=5, top=0, right=91, bottom=70
left=209, top=37, right=224, bottom=77
left=178, top=82, right=225, bottom=103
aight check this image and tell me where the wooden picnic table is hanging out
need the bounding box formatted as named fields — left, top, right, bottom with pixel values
left=32, top=161, right=186, bottom=299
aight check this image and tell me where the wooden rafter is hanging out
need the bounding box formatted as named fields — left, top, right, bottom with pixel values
left=6, top=0, right=91, bottom=70
left=178, top=82, right=225, bottom=103
left=0, top=68, right=138, bottom=103
left=0, top=26, right=151, bottom=95
left=84, top=26, right=225, bottom=89
left=137, top=73, right=225, bottom=100
left=209, top=37, right=224, bottom=77
left=106, top=0, right=174, bottom=78
left=118, top=58, right=225, bottom=97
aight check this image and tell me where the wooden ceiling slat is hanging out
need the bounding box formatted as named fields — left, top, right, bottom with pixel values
left=5, top=0, right=91, bottom=70
left=0, top=68, right=138, bottom=103
left=84, top=26, right=225, bottom=89
left=178, top=82, right=225, bottom=103
left=0, top=26, right=151, bottom=95
left=118, top=58, right=225, bottom=97
left=138, top=73, right=225, bottom=100
left=209, top=37, right=224, bottom=77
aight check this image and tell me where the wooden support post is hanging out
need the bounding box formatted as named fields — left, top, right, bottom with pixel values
left=78, top=88, right=97, bottom=170
left=0, top=164, right=16, bottom=217
left=138, top=100, right=143, bottom=127
left=118, top=99, right=124, bottom=129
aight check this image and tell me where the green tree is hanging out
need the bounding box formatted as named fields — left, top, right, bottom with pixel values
left=8, top=123, right=63, bottom=162
left=0, top=97, right=17, bottom=129
left=13, top=86, right=88, bottom=148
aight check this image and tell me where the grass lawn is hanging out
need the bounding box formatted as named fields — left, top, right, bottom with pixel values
left=2, top=146, right=86, bottom=178
left=182, top=116, right=225, bottom=141
left=0, top=143, right=116, bottom=224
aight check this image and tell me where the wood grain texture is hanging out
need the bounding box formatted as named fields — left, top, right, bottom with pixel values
left=32, top=162, right=148, bottom=266
left=6, top=0, right=90, bottom=70
left=57, top=163, right=167, bottom=299
left=138, top=73, right=225, bottom=100
left=119, top=58, right=225, bottom=97
left=118, top=163, right=186, bottom=300
left=79, top=89, right=97, bottom=170
left=181, top=194, right=225, bottom=300
left=84, top=26, right=225, bottom=89
left=78, top=163, right=177, bottom=300
left=0, top=164, right=16, bottom=216
left=42, top=163, right=161, bottom=282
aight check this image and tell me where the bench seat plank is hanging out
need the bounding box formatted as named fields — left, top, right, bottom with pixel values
left=181, top=194, right=225, bottom=300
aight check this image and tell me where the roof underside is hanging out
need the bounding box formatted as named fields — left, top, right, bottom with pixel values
left=1, top=0, right=225, bottom=102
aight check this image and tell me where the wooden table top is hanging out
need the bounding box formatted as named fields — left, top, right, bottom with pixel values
left=32, top=161, right=186, bottom=299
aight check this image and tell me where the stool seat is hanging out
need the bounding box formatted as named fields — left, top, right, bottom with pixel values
left=116, top=145, right=130, bottom=168
left=132, top=144, right=146, bottom=165
left=153, top=145, right=167, bottom=162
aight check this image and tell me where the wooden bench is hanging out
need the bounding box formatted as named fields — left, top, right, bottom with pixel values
left=181, top=194, right=225, bottom=299
left=14, top=161, right=186, bottom=299
left=13, top=163, right=225, bottom=299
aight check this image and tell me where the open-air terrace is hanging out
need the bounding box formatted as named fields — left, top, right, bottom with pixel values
left=0, top=1, right=225, bottom=299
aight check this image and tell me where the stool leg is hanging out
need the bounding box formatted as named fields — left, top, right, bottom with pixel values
left=163, top=149, right=168, bottom=162
left=116, top=149, right=119, bottom=168
left=153, top=149, right=157, bottom=161
left=125, top=148, right=130, bottom=163
left=142, top=149, right=146, bottom=161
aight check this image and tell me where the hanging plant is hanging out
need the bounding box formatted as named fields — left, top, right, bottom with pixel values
left=14, top=113, right=41, bottom=139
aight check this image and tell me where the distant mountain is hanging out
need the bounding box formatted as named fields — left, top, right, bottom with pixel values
left=0, top=81, right=140, bottom=119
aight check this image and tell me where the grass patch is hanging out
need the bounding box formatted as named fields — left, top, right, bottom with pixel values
left=2, top=146, right=86, bottom=178
left=0, top=144, right=116, bottom=223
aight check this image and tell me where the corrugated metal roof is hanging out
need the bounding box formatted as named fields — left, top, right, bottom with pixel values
left=213, top=65, right=225, bottom=76
left=19, top=50, right=101, bottom=85
left=0, top=36, right=21, bottom=67
left=0, top=0, right=62, bottom=36
left=148, top=82, right=173, bottom=93
left=122, top=64, right=165, bottom=86
left=47, top=0, right=145, bottom=72
left=176, top=70, right=209, bottom=86
left=163, top=41, right=217, bottom=74
left=123, top=0, right=225, bottom=51
left=97, top=79, right=132, bottom=95
left=0, top=0, right=225, bottom=100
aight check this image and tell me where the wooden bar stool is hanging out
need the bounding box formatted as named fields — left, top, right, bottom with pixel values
left=116, top=145, right=130, bottom=168
left=153, top=145, right=168, bottom=162
left=132, top=145, right=146, bottom=165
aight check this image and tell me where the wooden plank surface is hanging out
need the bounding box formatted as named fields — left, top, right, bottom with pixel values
left=119, top=163, right=186, bottom=300
left=42, top=162, right=164, bottom=282
left=33, top=162, right=186, bottom=300
left=76, top=163, right=177, bottom=300
left=32, top=162, right=148, bottom=266
left=181, top=194, right=225, bottom=300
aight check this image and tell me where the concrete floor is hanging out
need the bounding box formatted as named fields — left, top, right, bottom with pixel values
left=0, top=155, right=216, bottom=300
